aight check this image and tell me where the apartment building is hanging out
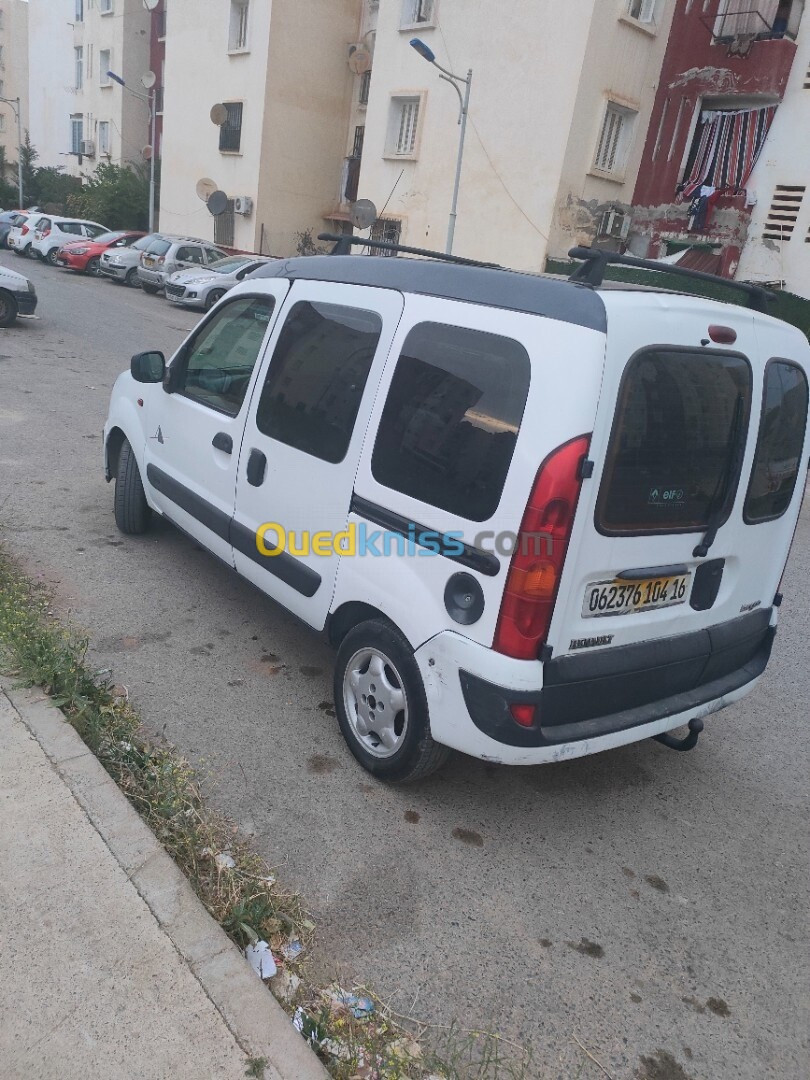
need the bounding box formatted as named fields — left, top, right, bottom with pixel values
left=629, top=0, right=803, bottom=277
left=0, top=0, right=29, bottom=189
left=340, top=0, right=675, bottom=271
left=736, top=14, right=810, bottom=295
left=159, top=0, right=361, bottom=253
left=25, top=0, right=73, bottom=171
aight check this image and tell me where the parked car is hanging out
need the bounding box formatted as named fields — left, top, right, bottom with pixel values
left=0, top=261, right=37, bottom=327
left=164, top=254, right=277, bottom=310
left=99, top=233, right=160, bottom=286
left=103, top=244, right=810, bottom=781
left=0, top=211, right=26, bottom=249
left=7, top=212, right=47, bottom=257
left=137, top=235, right=228, bottom=295
left=57, top=230, right=147, bottom=277
left=32, top=216, right=108, bottom=265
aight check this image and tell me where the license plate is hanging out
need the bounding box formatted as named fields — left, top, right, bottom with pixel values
left=143, top=257, right=154, bottom=267
left=582, top=574, right=691, bottom=618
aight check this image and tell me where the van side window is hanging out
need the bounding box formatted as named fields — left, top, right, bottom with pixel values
left=596, top=348, right=752, bottom=535
left=255, top=301, right=382, bottom=464
left=744, top=360, right=808, bottom=524
left=371, top=323, right=531, bottom=522
left=178, top=295, right=275, bottom=416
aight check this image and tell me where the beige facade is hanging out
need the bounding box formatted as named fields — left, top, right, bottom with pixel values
left=0, top=0, right=28, bottom=194
left=349, top=0, right=675, bottom=271
left=159, top=0, right=361, bottom=253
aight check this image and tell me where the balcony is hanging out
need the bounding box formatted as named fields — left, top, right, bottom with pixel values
left=703, top=0, right=804, bottom=45
left=343, top=156, right=361, bottom=203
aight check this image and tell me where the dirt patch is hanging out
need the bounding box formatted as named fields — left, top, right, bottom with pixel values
left=306, top=753, right=340, bottom=775
left=706, top=997, right=730, bottom=1017
left=567, top=938, right=604, bottom=958
left=404, top=810, right=421, bottom=824
left=636, top=1050, right=693, bottom=1080
left=452, top=827, right=483, bottom=847
left=645, top=874, right=670, bottom=893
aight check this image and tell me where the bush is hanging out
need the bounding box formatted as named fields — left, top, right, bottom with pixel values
left=67, top=162, right=150, bottom=230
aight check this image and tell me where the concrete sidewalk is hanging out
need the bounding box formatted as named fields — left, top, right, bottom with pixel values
left=0, top=682, right=326, bottom=1080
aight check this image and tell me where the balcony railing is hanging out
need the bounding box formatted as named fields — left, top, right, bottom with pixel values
left=343, top=156, right=361, bottom=203
left=154, top=85, right=164, bottom=113
left=703, top=1, right=803, bottom=44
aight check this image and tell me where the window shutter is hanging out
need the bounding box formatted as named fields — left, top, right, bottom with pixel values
left=764, top=185, right=805, bottom=240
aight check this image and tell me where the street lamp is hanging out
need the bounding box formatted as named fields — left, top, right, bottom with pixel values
left=0, top=95, right=24, bottom=208
left=409, top=38, right=472, bottom=255
left=107, top=70, right=157, bottom=232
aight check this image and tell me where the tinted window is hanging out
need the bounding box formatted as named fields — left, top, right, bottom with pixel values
left=371, top=323, right=531, bottom=522
left=147, top=238, right=171, bottom=256
left=84, top=224, right=106, bottom=238
left=745, top=361, right=808, bottom=523
left=179, top=296, right=275, bottom=416
left=255, top=301, right=382, bottom=464
left=95, top=231, right=125, bottom=245
left=176, top=245, right=204, bottom=263
left=132, top=235, right=154, bottom=252
left=597, top=348, right=752, bottom=534
left=209, top=256, right=251, bottom=274
left=61, top=223, right=83, bottom=235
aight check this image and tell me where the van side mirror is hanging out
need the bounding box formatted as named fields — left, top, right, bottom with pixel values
left=130, top=350, right=165, bottom=383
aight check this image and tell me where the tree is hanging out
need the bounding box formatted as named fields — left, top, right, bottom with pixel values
left=0, top=147, right=19, bottom=207
left=19, top=131, right=38, bottom=204
left=67, top=162, right=150, bottom=230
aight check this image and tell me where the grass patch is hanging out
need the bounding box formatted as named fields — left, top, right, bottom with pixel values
left=0, top=546, right=531, bottom=1079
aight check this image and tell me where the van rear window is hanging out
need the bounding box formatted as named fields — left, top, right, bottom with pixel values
left=744, top=360, right=808, bottom=523
left=597, top=348, right=752, bottom=535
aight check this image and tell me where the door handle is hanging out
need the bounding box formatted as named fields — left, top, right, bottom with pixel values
left=246, top=449, right=267, bottom=487
left=212, top=432, right=233, bottom=454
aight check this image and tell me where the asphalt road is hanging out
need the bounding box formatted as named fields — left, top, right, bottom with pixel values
left=1, top=251, right=808, bottom=1080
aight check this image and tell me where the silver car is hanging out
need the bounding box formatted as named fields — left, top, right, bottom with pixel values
left=99, top=233, right=158, bottom=286
left=137, top=235, right=227, bottom=294
left=164, top=254, right=277, bottom=310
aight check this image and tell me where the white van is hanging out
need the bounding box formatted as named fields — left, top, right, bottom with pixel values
left=103, top=242, right=810, bottom=780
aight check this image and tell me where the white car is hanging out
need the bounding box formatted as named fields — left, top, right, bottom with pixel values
left=103, top=241, right=810, bottom=781
left=164, top=254, right=277, bottom=310
left=0, top=262, right=38, bottom=326
left=7, top=212, right=47, bottom=257
left=32, top=216, right=108, bottom=265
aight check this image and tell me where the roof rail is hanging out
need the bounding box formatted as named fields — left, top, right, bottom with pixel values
left=317, top=233, right=500, bottom=269
left=567, top=246, right=777, bottom=314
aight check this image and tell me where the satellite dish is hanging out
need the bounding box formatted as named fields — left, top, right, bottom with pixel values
left=348, top=47, right=372, bottom=75
left=143, top=0, right=159, bottom=10
left=141, top=70, right=157, bottom=89
left=196, top=177, right=218, bottom=203
left=207, top=190, right=229, bottom=216
left=142, top=145, right=153, bottom=160
left=210, top=103, right=228, bottom=126
left=350, top=199, right=378, bottom=230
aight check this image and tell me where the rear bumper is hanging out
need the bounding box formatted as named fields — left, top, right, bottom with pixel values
left=138, top=267, right=166, bottom=288
left=15, top=292, right=38, bottom=315
left=416, top=608, right=775, bottom=765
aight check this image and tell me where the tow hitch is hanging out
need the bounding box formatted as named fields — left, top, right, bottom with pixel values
left=653, top=717, right=704, bottom=752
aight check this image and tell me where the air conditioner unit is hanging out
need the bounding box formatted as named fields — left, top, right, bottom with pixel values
left=598, top=208, right=631, bottom=240
left=80, top=139, right=96, bottom=157
left=234, top=196, right=253, bottom=216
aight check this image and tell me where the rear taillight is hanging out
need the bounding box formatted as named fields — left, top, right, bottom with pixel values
left=21, top=224, right=29, bottom=236
left=494, top=434, right=591, bottom=661
left=157, top=256, right=165, bottom=264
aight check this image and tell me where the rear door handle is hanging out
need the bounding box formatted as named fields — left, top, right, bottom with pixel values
left=212, top=432, right=233, bottom=454
left=246, top=449, right=267, bottom=487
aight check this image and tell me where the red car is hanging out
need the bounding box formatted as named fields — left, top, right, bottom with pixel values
left=58, top=230, right=147, bottom=276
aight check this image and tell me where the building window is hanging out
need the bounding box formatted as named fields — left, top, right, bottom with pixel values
left=387, top=97, right=421, bottom=157
left=627, top=0, right=658, bottom=22
left=214, top=198, right=236, bottom=246
left=401, top=0, right=436, bottom=28
left=156, top=4, right=167, bottom=40
left=75, top=47, right=84, bottom=90
left=70, top=115, right=84, bottom=155
left=0, top=115, right=5, bottom=134
left=99, top=50, right=111, bottom=85
left=369, top=218, right=402, bottom=254
left=99, top=0, right=114, bottom=14
left=219, top=102, right=243, bottom=152
left=75, top=0, right=83, bottom=22
left=98, top=121, right=110, bottom=156
left=763, top=184, right=805, bottom=240
left=359, top=69, right=372, bottom=107
left=594, top=102, right=636, bottom=175
left=229, top=0, right=250, bottom=51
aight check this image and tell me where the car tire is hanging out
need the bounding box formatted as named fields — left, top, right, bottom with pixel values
left=125, top=268, right=139, bottom=287
left=45, top=248, right=59, bottom=266
left=114, top=439, right=152, bottom=535
left=334, top=619, right=452, bottom=782
left=0, top=289, right=18, bottom=328
left=205, top=288, right=226, bottom=311
left=85, top=257, right=101, bottom=276
left=141, top=283, right=159, bottom=295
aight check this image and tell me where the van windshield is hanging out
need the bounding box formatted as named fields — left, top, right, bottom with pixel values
left=597, top=348, right=752, bottom=535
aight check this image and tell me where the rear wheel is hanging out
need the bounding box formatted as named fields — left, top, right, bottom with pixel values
left=85, top=257, right=101, bottom=276
left=141, top=283, right=159, bottom=295
left=0, top=290, right=18, bottom=328
left=334, top=620, right=451, bottom=782
left=205, top=288, right=226, bottom=311
left=114, top=439, right=152, bottom=535
left=12, top=246, right=27, bottom=257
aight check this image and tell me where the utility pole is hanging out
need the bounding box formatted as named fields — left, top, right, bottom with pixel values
left=0, top=96, right=23, bottom=207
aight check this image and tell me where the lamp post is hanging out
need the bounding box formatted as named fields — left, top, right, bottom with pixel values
left=0, top=95, right=24, bottom=208
left=107, top=70, right=156, bottom=232
left=409, top=38, right=472, bottom=255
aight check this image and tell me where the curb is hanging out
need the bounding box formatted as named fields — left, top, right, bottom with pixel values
left=1, top=679, right=328, bottom=1080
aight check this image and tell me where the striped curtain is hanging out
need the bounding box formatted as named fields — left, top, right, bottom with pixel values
left=681, top=105, right=776, bottom=200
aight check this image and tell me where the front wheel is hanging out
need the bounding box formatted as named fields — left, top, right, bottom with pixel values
left=334, top=620, right=451, bottom=782
left=0, top=290, right=18, bottom=328
left=85, top=257, right=101, bottom=276
left=125, top=268, right=139, bottom=287
left=114, top=439, right=152, bottom=535
left=205, top=288, right=226, bottom=311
